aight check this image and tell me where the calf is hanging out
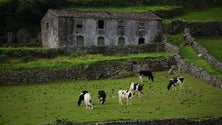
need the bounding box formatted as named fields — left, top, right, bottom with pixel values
left=130, top=83, right=144, bottom=98
left=98, top=90, right=106, bottom=104
left=77, top=90, right=93, bottom=109
left=118, top=90, right=133, bottom=105
left=139, top=70, right=154, bottom=83
left=167, top=77, right=184, bottom=91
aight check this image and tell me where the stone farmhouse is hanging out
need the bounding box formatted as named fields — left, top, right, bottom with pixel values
left=41, top=9, right=162, bottom=48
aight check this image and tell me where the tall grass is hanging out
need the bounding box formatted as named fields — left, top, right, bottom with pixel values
left=195, top=36, right=222, bottom=62
left=0, top=71, right=221, bottom=125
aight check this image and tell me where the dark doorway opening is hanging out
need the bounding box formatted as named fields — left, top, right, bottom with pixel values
left=138, top=38, right=145, bottom=44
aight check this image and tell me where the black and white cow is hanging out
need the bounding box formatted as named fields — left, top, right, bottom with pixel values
left=167, top=77, right=184, bottom=91
left=130, top=83, right=144, bottom=98
left=139, top=70, right=154, bottom=83
left=118, top=90, right=133, bottom=105
left=98, top=90, right=106, bottom=104
left=77, top=90, right=93, bottom=109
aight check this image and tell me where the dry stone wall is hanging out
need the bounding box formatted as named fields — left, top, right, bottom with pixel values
left=164, top=42, right=222, bottom=88
left=165, top=20, right=222, bottom=36
left=65, top=43, right=165, bottom=56
left=192, top=40, right=222, bottom=72
left=56, top=116, right=222, bottom=125
left=0, top=57, right=175, bottom=84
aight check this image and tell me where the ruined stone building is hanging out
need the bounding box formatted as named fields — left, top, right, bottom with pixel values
left=41, top=9, right=162, bottom=48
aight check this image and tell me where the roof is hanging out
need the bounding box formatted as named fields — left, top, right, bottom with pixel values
left=48, top=9, right=162, bottom=20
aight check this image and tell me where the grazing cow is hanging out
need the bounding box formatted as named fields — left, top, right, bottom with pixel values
left=130, top=83, right=144, bottom=98
left=118, top=90, right=133, bottom=105
left=167, top=77, right=184, bottom=91
left=98, top=90, right=106, bottom=104
left=139, top=70, right=154, bottom=82
left=77, top=90, right=93, bottom=109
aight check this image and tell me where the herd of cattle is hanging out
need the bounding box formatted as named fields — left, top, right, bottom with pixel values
left=77, top=70, right=185, bottom=109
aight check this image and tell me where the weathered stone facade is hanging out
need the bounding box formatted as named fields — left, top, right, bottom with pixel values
left=41, top=9, right=162, bottom=48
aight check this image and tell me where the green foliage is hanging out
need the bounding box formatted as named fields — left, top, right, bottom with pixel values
left=166, top=34, right=184, bottom=46
left=69, top=49, right=87, bottom=58
left=195, top=36, right=222, bottom=62
left=0, top=53, right=9, bottom=63
left=179, top=46, right=222, bottom=79
left=0, top=47, right=66, bottom=60
left=0, top=72, right=221, bottom=125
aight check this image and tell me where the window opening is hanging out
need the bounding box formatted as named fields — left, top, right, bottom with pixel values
left=138, top=21, right=145, bottom=30
left=76, top=35, right=84, bottom=46
left=118, top=37, right=125, bottom=46
left=98, top=20, right=104, bottom=29
left=118, top=20, right=126, bottom=35
left=97, top=37, right=105, bottom=45
left=46, top=22, right=49, bottom=29
left=76, top=20, right=83, bottom=29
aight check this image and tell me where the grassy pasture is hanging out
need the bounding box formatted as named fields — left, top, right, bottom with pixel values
left=66, top=5, right=180, bottom=12
left=195, top=36, right=222, bottom=62
left=0, top=71, right=221, bottom=125
left=180, top=46, right=222, bottom=79
left=168, top=7, right=222, bottom=22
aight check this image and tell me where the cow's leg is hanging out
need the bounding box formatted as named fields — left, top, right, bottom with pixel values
left=128, top=99, right=132, bottom=105
left=172, top=85, right=176, bottom=91
left=138, top=92, right=141, bottom=99
left=119, top=97, right=123, bottom=105
left=180, top=83, right=183, bottom=91
left=139, top=76, right=143, bottom=83
left=90, top=104, right=93, bottom=109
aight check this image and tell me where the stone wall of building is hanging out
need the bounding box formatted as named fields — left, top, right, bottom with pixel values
left=65, top=43, right=165, bottom=56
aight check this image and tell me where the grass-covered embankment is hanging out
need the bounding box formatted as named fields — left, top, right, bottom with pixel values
left=0, top=52, right=173, bottom=71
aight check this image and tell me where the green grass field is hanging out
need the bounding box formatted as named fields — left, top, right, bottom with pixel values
left=195, top=36, right=222, bottom=62
left=180, top=46, right=222, bottom=79
left=169, top=7, right=222, bottom=22
left=0, top=52, right=172, bottom=71
left=0, top=71, right=221, bottom=125
left=66, top=5, right=180, bottom=12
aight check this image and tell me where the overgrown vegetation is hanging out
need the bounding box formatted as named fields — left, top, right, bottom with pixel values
left=0, top=71, right=221, bottom=125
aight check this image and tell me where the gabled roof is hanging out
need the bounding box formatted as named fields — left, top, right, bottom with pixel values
left=48, top=9, right=162, bottom=20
